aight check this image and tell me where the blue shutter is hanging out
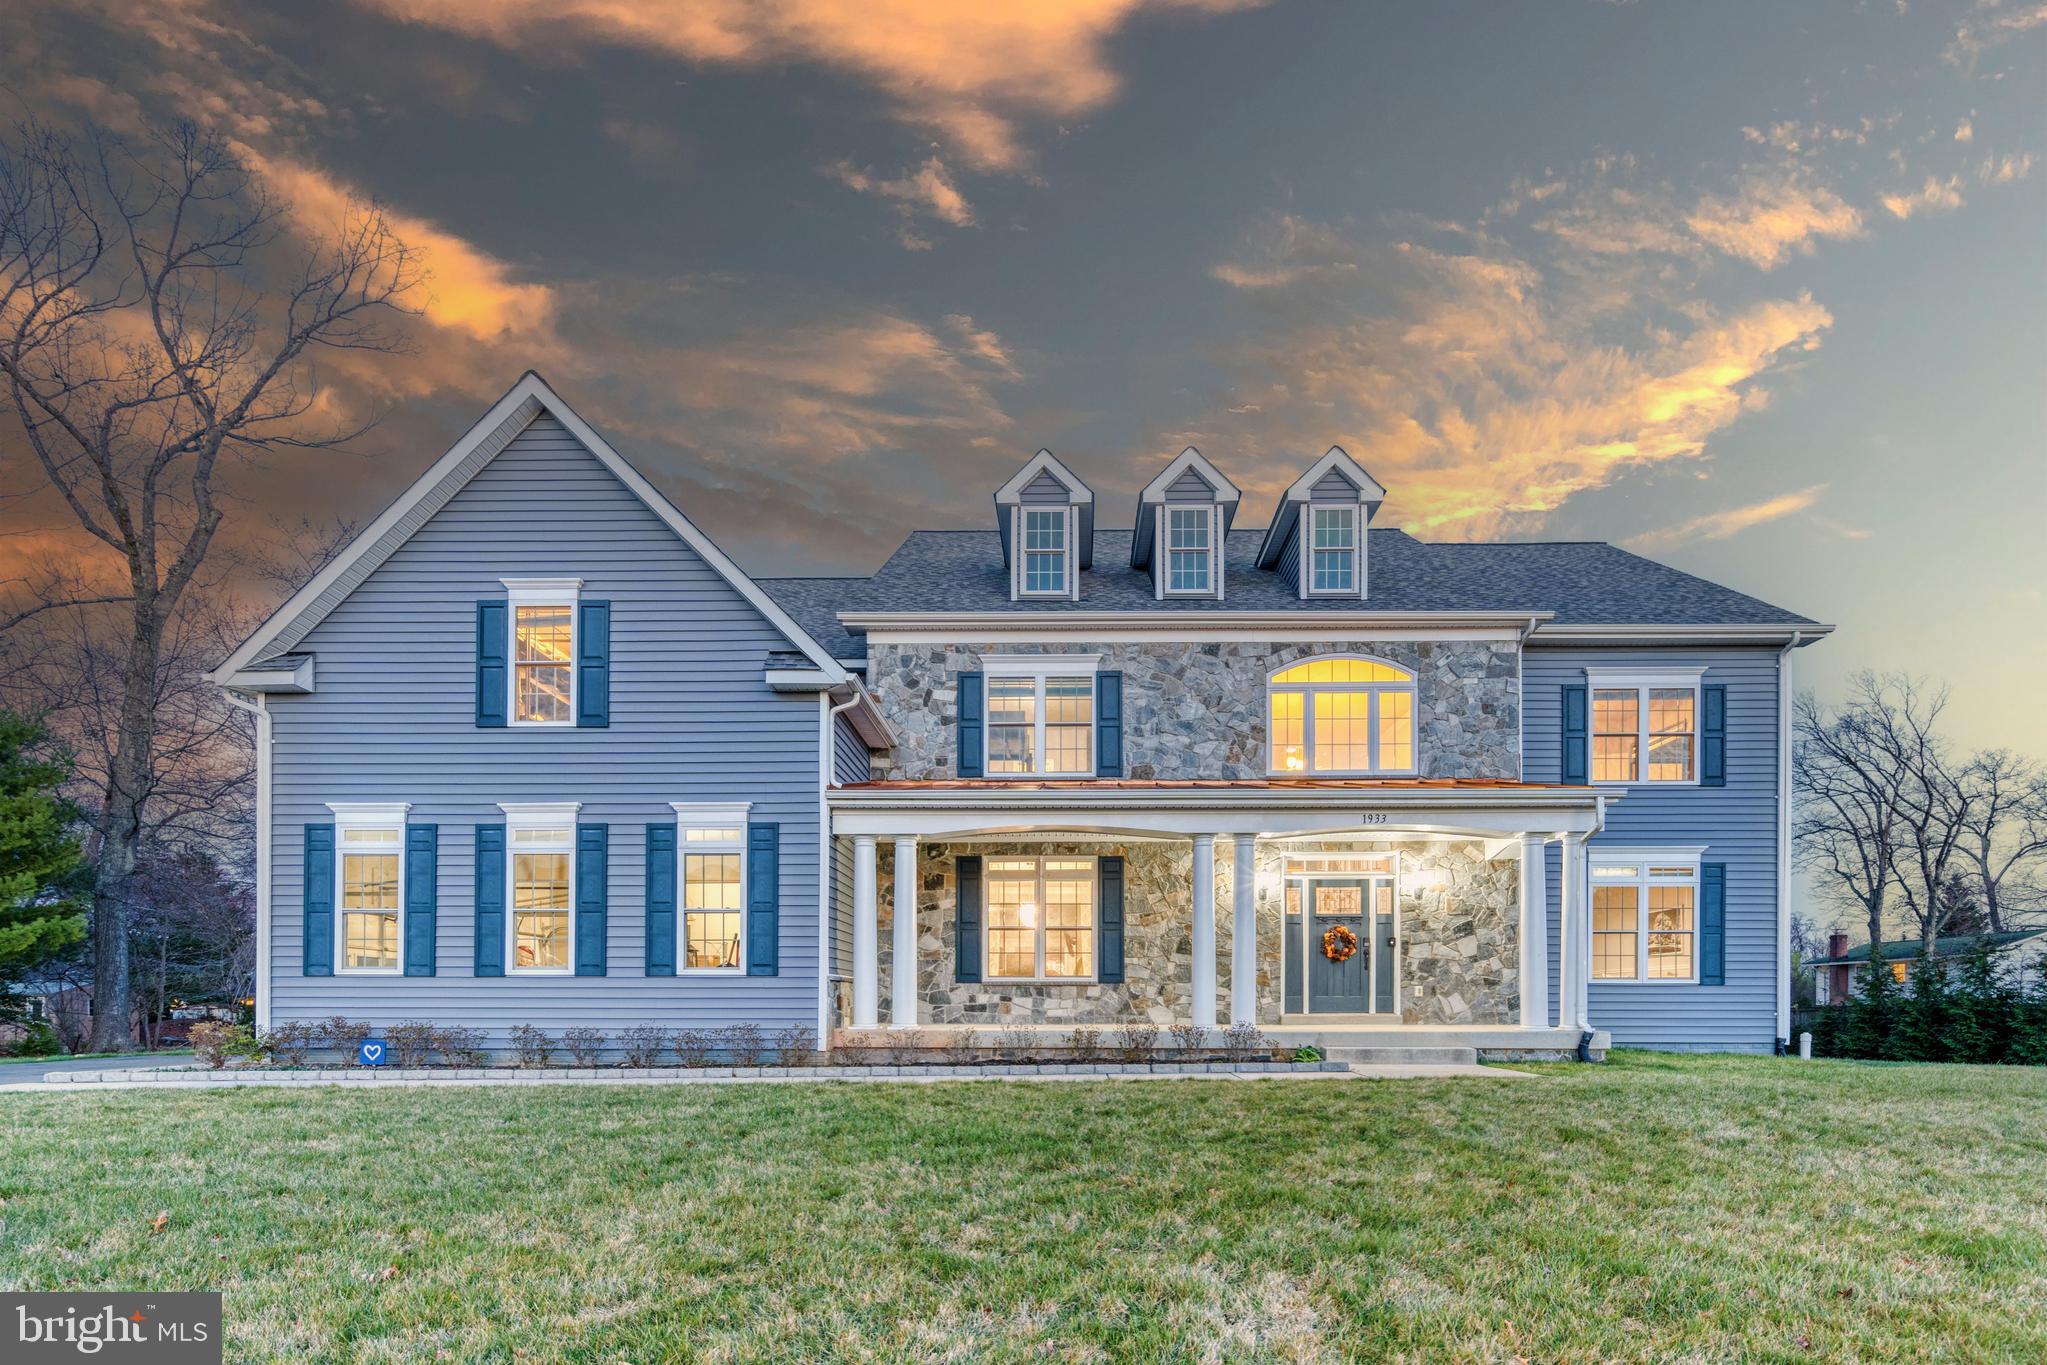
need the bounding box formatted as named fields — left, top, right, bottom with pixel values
left=576, top=600, right=610, bottom=728
left=645, top=823, right=677, bottom=976
left=302, top=823, right=334, bottom=977
left=747, top=822, right=780, bottom=977
left=1098, top=855, right=1125, bottom=983
left=576, top=823, right=608, bottom=977
left=957, top=672, right=984, bottom=777
left=1700, top=684, right=1727, bottom=787
left=474, top=824, right=505, bottom=976
left=1700, top=862, right=1726, bottom=985
left=1561, top=683, right=1588, bottom=785
left=476, top=601, right=508, bottom=727
left=955, top=854, right=983, bottom=983
left=403, top=824, right=438, bottom=977
left=1096, top=672, right=1123, bottom=777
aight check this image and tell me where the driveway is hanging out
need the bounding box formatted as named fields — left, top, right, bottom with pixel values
left=0, top=1053, right=190, bottom=1085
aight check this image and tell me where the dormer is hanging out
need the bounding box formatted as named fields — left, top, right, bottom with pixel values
left=994, top=449, right=1093, bottom=601
left=1130, top=447, right=1241, bottom=600
left=1254, top=446, right=1387, bottom=600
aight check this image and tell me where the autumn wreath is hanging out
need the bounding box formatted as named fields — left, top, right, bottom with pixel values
left=1321, top=924, right=1360, bottom=963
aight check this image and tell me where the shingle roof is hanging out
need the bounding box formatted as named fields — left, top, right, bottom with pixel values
left=758, top=527, right=1817, bottom=656
left=1805, top=929, right=2046, bottom=967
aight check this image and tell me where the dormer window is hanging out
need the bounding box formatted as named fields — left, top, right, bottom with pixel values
left=1021, top=509, right=1070, bottom=596
left=1166, top=507, right=1213, bottom=594
left=1254, top=447, right=1385, bottom=601
left=1133, top=447, right=1240, bottom=601
left=1309, top=507, right=1357, bottom=594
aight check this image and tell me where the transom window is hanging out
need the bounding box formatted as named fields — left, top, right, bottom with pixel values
left=504, top=811, right=576, bottom=973
left=1166, top=506, right=1213, bottom=594
left=984, top=658, right=1097, bottom=776
left=1592, top=858, right=1699, bottom=982
left=987, top=857, right=1096, bottom=981
left=1020, top=509, right=1069, bottom=595
left=336, top=819, right=403, bottom=973
left=1308, top=506, right=1357, bottom=594
left=1268, top=657, right=1417, bottom=775
left=673, top=805, right=749, bottom=971
left=503, top=578, right=580, bottom=725
left=1590, top=673, right=1701, bottom=783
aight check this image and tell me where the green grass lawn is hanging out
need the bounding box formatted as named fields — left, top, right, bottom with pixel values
left=3, top=1054, right=2045, bottom=1362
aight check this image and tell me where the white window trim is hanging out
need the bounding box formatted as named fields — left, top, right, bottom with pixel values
left=1159, top=504, right=1218, bottom=599
left=327, top=802, right=412, bottom=976
left=978, top=654, right=1101, bottom=778
left=1586, top=668, right=1707, bottom=787
left=1589, top=846, right=1706, bottom=986
left=1300, top=504, right=1363, bottom=599
left=672, top=801, right=752, bottom=975
left=500, top=801, right=581, bottom=975
left=502, top=577, right=583, bottom=729
left=984, top=854, right=1100, bottom=984
left=1014, top=506, right=1075, bottom=599
left=1264, top=657, right=1419, bottom=777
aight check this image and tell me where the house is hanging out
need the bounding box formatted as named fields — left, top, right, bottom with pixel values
left=1808, top=929, right=2047, bottom=1005
left=210, top=372, right=1830, bottom=1060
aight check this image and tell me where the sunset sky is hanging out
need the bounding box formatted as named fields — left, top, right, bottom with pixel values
left=4, top=1, right=2044, bottom=751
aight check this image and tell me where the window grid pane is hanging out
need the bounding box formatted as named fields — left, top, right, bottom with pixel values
left=1592, top=689, right=1640, bottom=782
left=985, top=857, right=1094, bottom=980
left=1376, top=689, right=1414, bottom=771
left=1167, top=508, right=1211, bottom=591
left=1647, top=689, right=1696, bottom=782
left=341, top=850, right=400, bottom=972
left=1043, top=677, right=1093, bottom=774
left=1270, top=691, right=1306, bottom=772
left=1022, top=510, right=1066, bottom=593
left=1593, top=884, right=1639, bottom=980
left=1312, top=691, right=1371, bottom=771
left=1310, top=508, right=1355, bottom=593
left=987, top=678, right=1035, bottom=774
left=513, top=850, right=570, bottom=971
left=514, top=604, right=573, bottom=723
left=1647, top=884, right=1695, bottom=979
left=345, top=912, right=399, bottom=971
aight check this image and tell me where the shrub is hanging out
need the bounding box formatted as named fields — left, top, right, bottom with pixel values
left=669, top=1029, right=711, bottom=1067
left=940, top=1032, right=982, bottom=1067
left=321, top=1016, right=371, bottom=1061
left=722, top=1022, right=767, bottom=1067
left=435, top=1025, right=487, bottom=1068
left=260, top=1020, right=319, bottom=1067
left=619, top=1023, right=669, bottom=1067
left=189, top=1021, right=248, bottom=1069
left=563, top=1026, right=606, bottom=1067
left=14, top=1020, right=61, bottom=1057
left=1292, top=1045, right=1325, bottom=1064
left=1113, top=1023, right=1160, bottom=1065
left=1222, top=1022, right=1267, bottom=1063
left=386, top=1020, right=436, bottom=1068
left=770, top=1024, right=814, bottom=1067
left=993, top=1026, right=1037, bottom=1063
left=1068, top=1027, right=1103, bottom=1063
left=1168, top=1022, right=1208, bottom=1058
left=510, top=1023, right=554, bottom=1068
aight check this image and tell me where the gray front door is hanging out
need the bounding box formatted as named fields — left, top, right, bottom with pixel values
left=1307, top=880, right=1370, bottom=1013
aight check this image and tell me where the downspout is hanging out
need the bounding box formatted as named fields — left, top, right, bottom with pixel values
left=1776, top=630, right=1807, bottom=1053
left=223, top=690, right=271, bottom=1031
left=819, top=686, right=865, bottom=1052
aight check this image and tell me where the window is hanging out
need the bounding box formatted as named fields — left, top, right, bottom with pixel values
left=1591, top=856, right=1700, bottom=982
left=986, top=857, right=1095, bottom=981
left=1267, top=657, right=1417, bottom=775
left=1589, top=672, right=1701, bottom=783
left=1308, top=506, right=1356, bottom=594
left=333, top=811, right=406, bottom=973
left=503, top=579, right=581, bottom=726
left=672, top=804, right=749, bottom=971
left=982, top=657, right=1098, bottom=776
left=1165, top=506, right=1213, bottom=594
left=1020, top=508, right=1069, bottom=595
left=502, top=804, right=578, bottom=972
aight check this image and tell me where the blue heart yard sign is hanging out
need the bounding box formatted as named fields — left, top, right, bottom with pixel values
left=358, top=1040, right=387, bottom=1067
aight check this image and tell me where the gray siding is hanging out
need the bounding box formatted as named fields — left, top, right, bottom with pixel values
left=832, top=712, right=872, bottom=785
left=1164, top=468, right=1216, bottom=501
left=267, top=413, right=823, bottom=1043
left=1524, top=644, right=1784, bottom=1052
left=1018, top=470, right=1072, bottom=502
left=826, top=714, right=868, bottom=982
left=1275, top=518, right=1301, bottom=589
left=1309, top=468, right=1360, bottom=501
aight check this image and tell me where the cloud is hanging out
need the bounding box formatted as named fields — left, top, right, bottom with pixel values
left=1527, top=160, right=1865, bottom=269
left=1625, top=484, right=1830, bottom=552
left=1881, top=175, right=1967, bottom=218
left=351, top=0, right=1266, bottom=171
left=1980, top=153, right=2034, bottom=184
left=1682, top=172, right=1864, bottom=268
left=1955, top=118, right=1975, bottom=143
left=1949, top=3, right=2047, bottom=63
left=826, top=156, right=975, bottom=248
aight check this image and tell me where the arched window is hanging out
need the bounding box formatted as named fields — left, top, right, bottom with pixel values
left=1267, top=657, right=1417, bottom=775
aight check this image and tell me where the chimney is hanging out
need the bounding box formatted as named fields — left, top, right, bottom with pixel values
left=1826, top=931, right=1848, bottom=959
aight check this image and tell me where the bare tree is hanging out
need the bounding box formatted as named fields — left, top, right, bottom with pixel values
left=1794, top=676, right=1911, bottom=951
left=1956, top=750, right=2047, bottom=933
left=1871, top=677, right=1974, bottom=949
left=0, top=117, right=418, bottom=1047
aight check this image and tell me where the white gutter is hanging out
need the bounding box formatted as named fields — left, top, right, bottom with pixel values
left=829, top=785, right=1609, bottom=813
left=222, top=690, right=272, bottom=1030
left=1530, top=623, right=1835, bottom=646
left=838, top=609, right=1556, bottom=633
left=1776, top=628, right=1810, bottom=1048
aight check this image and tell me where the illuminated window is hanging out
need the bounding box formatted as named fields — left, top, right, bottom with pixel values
left=1165, top=506, right=1213, bottom=594
left=980, top=659, right=1097, bottom=776
left=1590, top=858, right=1699, bottom=982
left=1589, top=674, right=1700, bottom=783
left=986, top=857, right=1096, bottom=981
left=503, top=579, right=581, bottom=725
left=501, top=805, right=581, bottom=973
left=336, top=819, right=403, bottom=973
left=673, top=808, right=749, bottom=970
left=1266, top=657, right=1417, bottom=775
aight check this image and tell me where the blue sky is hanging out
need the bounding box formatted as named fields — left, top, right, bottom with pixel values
left=5, top=0, right=2043, bottom=749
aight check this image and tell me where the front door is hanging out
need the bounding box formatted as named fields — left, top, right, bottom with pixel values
left=1307, top=880, right=1370, bottom=1014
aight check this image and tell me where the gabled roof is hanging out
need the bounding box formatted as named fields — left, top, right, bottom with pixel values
left=1806, top=929, right=2046, bottom=968
left=1131, top=447, right=1243, bottom=567
left=209, top=371, right=849, bottom=686
left=993, top=448, right=1095, bottom=570
left=1258, top=446, right=1389, bottom=568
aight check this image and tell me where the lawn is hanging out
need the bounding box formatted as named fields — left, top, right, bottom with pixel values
left=3, top=1055, right=2045, bottom=1363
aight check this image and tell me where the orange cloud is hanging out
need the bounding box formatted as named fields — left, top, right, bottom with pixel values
left=1626, top=484, right=1830, bottom=552
left=1682, top=173, right=1864, bottom=268
left=1881, top=176, right=1966, bottom=219
left=826, top=157, right=975, bottom=248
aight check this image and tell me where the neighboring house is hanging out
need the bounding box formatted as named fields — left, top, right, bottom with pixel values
left=1808, top=929, right=2047, bottom=1005
left=211, top=373, right=1830, bottom=1058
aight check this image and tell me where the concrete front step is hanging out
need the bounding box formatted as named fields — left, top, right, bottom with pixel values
left=1327, top=1045, right=1479, bottom=1066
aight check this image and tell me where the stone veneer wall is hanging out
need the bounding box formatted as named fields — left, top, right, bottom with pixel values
left=866, top=639, right=1521, bottom=782
left=871, top=836, right=1520, bottom=1027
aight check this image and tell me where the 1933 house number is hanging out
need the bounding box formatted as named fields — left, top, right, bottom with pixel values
left=1355, top=813, right=1389, bottom=826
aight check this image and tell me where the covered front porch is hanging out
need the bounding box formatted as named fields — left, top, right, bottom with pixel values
left=830, top=780, right=1616, bottom=1060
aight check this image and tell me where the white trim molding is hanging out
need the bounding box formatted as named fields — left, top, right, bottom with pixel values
left=499, top=801, right=583, bottom=823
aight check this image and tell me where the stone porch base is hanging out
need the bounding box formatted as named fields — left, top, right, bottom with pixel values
left=831, top=1023, right=1608, bottom=1063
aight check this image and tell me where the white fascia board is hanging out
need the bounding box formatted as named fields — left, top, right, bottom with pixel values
left=1530, top=623, right=1834, bottom=646
left=993, top=448, right=1094, bottom=505
left=844, top=610, right=1553, bottom=642
left=500, top=801, right=583, bottom=824
left=210, top=370, right=849, bottom=686
left=1139, top=446, right=1241, bottom=506
left=221, top=656, right=315, bottom=693
left=1283, top=445, right=1389, bottom=505
left=765, top=668, right=841, bottom=691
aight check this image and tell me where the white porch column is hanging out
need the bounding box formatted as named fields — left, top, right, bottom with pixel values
left=890, top=837, right=919, bottom=1028
left=1518, top=833, right=1550, bottom=1030
left=851, top=835, right=879, bottom=1029
left=1558, top=831, right=1589, bottom=1031
left=1230, top=835, right=1258, bottom=1027
left=1190, top=833, right=1218, bottom=1029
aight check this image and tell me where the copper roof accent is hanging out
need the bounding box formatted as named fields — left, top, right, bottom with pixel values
left=834, top=777, right=1578, bottom=792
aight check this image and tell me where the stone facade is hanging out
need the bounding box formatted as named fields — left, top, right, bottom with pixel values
left=872, top=836, right=1520, bottom=1028
left=865, top=639, right=1521, bottom=783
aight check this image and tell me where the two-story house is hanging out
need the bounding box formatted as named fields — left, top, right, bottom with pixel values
left=212, top=373, right=1829, bottom=1060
